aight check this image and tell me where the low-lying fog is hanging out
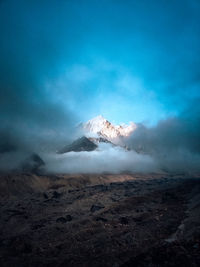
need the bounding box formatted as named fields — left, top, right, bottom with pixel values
left=44, top=144, right=157, bottom=174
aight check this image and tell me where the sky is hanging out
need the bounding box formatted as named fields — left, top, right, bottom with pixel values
left=0, top=0, right=200, bottom=129
left=0, top=0, right=200, bottom=172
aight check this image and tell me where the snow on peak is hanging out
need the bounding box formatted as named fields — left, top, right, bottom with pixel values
left=84, top=115, right=108, bottom=133
left=83, top=115, right=137, bottom=139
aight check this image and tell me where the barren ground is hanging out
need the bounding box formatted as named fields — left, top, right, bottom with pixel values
left=0, top=173, right=200, bottom=266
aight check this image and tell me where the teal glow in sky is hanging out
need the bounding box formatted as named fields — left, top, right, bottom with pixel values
left=0, top=0, right=200, bottom=127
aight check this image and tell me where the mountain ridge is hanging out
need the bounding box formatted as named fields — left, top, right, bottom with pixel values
left=82, top=115, right=137, bottom=140
left=59, top=116, right=135, bottom=154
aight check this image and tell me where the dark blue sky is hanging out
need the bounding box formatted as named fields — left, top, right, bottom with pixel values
left=0, top=0, right=200, bottom=127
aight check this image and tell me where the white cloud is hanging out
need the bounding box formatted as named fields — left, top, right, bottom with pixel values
left=43, top=144, right=158, bottom=173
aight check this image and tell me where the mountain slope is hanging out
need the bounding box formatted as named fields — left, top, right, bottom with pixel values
left=59, top=116, right=135, bottom=154
left=58, top=136, right=97, bottom=153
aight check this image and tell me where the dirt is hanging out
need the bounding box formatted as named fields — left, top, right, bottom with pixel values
left=0, top=173, right=199, bottom=266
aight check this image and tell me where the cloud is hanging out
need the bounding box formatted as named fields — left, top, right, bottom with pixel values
left=43, top=102, right=200, bottom=174
left=0, top=0, right=77, bottom=159
left=44, top=144, right=157, bottom=174
left=125, top=103, right=200, bottom=172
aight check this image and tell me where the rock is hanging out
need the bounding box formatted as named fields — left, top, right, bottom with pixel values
left=58, top=136, right=97, bottom=153
left=52, top=191, right=62, bottom=199
left=56, top=217, right=67, bottom=223
left=56, top=215, right=72, bottom=223
left=66, top=215, right=72, bottom=221
left=31, top=224, right=44, bottom=230
left=136, top=209, right=143, bottom=213
left=123, top=232, right=133, bottom=244
left=90, top=204, right=105, bottom=213
left=95, top=217, right=108, bottom=222
left=43, top=193, right=48, bottom=199
left=119, top=217, right=129, bottom=225
left=124, top=191, right=133, bottom=197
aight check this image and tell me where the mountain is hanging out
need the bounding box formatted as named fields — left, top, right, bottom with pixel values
left=21, top=153, right=45, bottom=174
left=82, top=115, right=137, bottom=140
left=88, top=137, right=116, bottom=146
left=59, top=116, right=135, bottom=154
left=58, top=136, right=97, bottom=153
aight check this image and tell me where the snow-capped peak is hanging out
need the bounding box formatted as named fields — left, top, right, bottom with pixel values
left=83, top=115, right=108, bottom=134
left=83, top=115, right=137, bottom=140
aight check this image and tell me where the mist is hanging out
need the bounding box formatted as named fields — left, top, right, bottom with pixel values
left=125, top=104, right=200, bottom=173
left=43, top=144, right=157, bottom=174
left=42, top=105, right=200, bottom=174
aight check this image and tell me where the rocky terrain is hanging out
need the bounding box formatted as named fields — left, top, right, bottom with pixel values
left=0, top=172, right=200, bottom=266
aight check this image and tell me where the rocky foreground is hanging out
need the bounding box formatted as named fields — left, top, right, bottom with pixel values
left=0, top=173, right=200, bottom=266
